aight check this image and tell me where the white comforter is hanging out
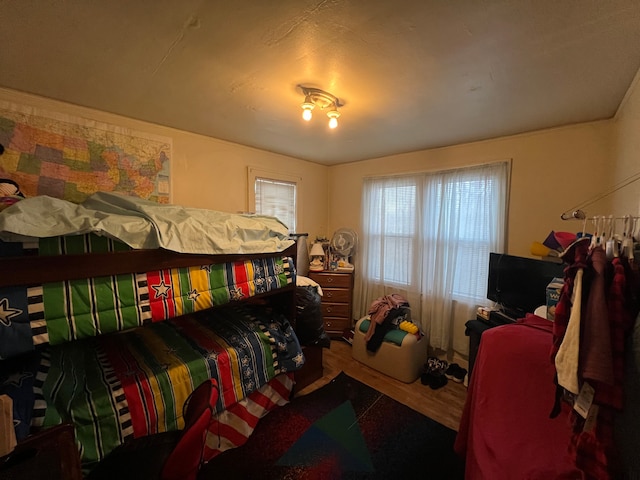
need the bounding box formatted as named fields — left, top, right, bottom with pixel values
left=0, top=192, right=294, bottom=254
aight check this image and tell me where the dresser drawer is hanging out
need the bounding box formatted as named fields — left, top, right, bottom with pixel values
left=324, top=318, right=349, bottom=334
left=322, top=288, right=351, bottom=303
left=308, top=272, right=352, bottom=288
left=320, top=303, right=350, bottom=318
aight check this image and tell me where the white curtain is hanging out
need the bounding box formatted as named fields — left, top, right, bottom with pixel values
left=354, top=162, right=508, bottom=356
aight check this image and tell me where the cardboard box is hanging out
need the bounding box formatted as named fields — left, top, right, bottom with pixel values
left=546, top=277, right=564, bottom=321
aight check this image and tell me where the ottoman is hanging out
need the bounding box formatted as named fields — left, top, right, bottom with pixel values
left=352, top=316, right=428, bottom=383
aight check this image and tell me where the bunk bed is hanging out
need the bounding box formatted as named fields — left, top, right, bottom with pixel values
left=0, top=192, right=315, bottom=474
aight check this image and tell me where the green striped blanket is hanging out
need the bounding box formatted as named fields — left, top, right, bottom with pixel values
left=0, top=234, right=295, bottom=359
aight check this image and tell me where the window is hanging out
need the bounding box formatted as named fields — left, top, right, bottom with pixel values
left=248, top=167, right=300, bottom=234
left=366, top=178, right=418, bottom=286
left=424, top=175, right=503, bottom=300
left=357, top=162, right=509, bottom=354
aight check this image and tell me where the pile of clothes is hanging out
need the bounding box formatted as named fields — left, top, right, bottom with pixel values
left=364, top=294, right=411, bottom=352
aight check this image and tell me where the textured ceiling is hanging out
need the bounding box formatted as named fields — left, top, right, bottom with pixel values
left=2, top=0, right=640, bottom=165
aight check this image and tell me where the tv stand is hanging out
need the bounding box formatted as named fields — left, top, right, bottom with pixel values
left=489, top=310, right=517, bottom=325
left=466, top=317, right=496, bottom=379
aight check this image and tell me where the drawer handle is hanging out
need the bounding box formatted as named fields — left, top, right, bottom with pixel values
left=326, top=322, right=332, bottom=327
left=326, top=292, right=333, bottom=298
left=326, top=277, right=334, bottom=283
left=326, top=307, right=332, bottom=313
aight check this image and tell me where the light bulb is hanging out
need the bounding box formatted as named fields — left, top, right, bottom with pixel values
left=327, top=108, right=340, bottom=129
left=301, top=95, right=314, bottom=122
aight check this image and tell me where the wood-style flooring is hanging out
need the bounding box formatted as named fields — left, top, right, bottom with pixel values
left=295, top=339, right=468, bottom=432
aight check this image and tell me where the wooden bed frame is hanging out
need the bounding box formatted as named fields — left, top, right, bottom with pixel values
left=1, top=243, right=297, bottom=287
left=0, top=241, right=322, bottom=390
left=0, top=240, right=328, bottom=476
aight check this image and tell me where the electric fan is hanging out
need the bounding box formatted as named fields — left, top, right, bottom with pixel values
left=330, top=228, right=358, bottom=272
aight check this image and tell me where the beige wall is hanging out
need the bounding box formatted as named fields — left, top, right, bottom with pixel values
left=0, top=88, right=328, bottom=242
left=328, top=121, right=613, bottom=259
left=611, top=69, right=640, bottom=216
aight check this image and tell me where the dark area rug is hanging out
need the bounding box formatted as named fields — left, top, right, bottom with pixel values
left=198, top=371, right=465, bottom=479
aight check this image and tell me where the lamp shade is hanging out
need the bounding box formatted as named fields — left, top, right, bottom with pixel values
left=309, top=242, right=325, bottom=257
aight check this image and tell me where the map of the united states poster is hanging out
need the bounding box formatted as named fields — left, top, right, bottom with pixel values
left=0, top=102, right=171, bottom=203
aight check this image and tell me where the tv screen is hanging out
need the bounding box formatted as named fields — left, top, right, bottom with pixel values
left=487, top=252, right=565, bottom=320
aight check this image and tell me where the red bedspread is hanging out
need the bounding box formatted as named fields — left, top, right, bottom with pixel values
left=454, top=314, right=580, bottom=480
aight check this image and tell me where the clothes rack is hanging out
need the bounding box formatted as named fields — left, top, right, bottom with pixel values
left=559, top=169, right=640, bottom=220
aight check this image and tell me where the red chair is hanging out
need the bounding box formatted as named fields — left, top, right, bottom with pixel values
left=88, top=379, right=219, bottom=480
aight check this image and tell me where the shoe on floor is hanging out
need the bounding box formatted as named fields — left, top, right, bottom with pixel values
left=445, top=363, right=467, bottom=383
left=444, top=363, right=459, bottom=379
left=421, top=370, right=448, bottom=389
left=422, top=357, right=450, bottom=390
left=424, top=356, right=448, bottom=375
left=428, top=374, right=448, bottom=390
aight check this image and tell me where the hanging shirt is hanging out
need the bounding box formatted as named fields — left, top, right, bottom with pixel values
left=555, top=267, right=583, bottom=394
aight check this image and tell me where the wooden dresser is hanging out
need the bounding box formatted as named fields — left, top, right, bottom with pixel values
left=307, top=271, right=354, bottom=337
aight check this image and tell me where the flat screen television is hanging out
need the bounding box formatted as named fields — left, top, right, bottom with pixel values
left=487, top=252, right=565, bottom=321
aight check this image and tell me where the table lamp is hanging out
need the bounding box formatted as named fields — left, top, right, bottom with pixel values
left=309, top=242, right=325, bottom=271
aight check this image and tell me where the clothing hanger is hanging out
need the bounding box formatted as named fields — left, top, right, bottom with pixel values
left=605, top=215, right=616, bottom=260
left=594, top=216, right=607, bottom=249
left=631, top=217, right=638, bottom=263
left=589, top=216, right=600, bottom=250
left=622, top=215, right=636, bottom=261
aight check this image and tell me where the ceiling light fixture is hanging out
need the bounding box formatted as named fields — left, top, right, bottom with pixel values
left=298, top=85, right=343, bottom=129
